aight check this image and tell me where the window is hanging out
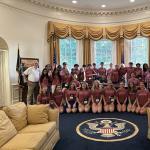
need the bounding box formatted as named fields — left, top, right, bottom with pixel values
left=125, top=37, right=149, bottom=65
left=92, top=39, right=116, bottom=68
left=60, top=38, right=78, bottom=70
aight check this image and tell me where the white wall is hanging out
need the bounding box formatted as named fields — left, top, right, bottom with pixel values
left=0, top=3, right=50, bottom=83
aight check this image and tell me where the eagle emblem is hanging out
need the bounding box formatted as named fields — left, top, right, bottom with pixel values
left=76, top=118, right=139, bottom=142
left=86, top=120, right=126, bottom=137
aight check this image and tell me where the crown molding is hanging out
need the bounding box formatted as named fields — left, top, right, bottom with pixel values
left=0, top=0, right=150, bottom=25
left=23, top=0, right=150, bottom=16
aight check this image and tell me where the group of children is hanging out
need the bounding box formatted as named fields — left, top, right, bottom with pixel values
left=37, top=62, right=150, bottom=115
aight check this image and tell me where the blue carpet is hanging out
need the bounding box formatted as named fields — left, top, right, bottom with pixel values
left=54, top=112, right=150, bottom=150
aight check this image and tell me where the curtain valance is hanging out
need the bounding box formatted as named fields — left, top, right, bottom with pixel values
left=47, top=21, right=150, bottom=41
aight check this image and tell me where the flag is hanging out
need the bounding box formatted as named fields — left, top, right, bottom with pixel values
left=121, top=49, right=124, bottom=64
left=53, top=39, right=57, bottom=64
left=53, top=48, right=57, bottom=64
left=16, top=45, right=21, bottom=72
left=16, top=45, right=23, bottom=85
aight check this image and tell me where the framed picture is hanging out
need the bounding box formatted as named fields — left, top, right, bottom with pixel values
left=21, top=57, right=39, bottom=71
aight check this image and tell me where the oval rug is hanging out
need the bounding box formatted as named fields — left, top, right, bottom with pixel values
left=76, top=118, right=139, bottom=142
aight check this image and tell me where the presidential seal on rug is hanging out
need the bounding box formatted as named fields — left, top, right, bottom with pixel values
left=76, top=118, right=139, bottom=142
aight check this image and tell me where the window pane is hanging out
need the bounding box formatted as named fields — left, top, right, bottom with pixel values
left=60, top=38, right=77, bottom=70
left=94, top=39, right=114, bottom=68
left=130, top=37, right=148, bottom=65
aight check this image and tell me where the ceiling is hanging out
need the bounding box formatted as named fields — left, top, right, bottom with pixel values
left=36, top=0, right=150, bottom=11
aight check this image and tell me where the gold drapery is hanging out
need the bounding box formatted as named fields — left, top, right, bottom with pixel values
left=105, top=26, right=121, bottom=41
left=71, top=25, right=86, bottom=40
left=140, top=22, right=150, bottom=37
left=122, top=24, right=139, bottom=39
left=47, top=21, right=150, bottom=41
left=47, top=21, right=150, bottom=65
left=87, top=26, right=103, bottom=40
left=83, top=39, right=91, bottom=65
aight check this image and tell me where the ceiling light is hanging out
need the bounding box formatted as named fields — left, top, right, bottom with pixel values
left=130, top=0, right=135, bottom=3
left=101, top=4, right=106, bottom=8
left=72, top=0, right=77, bottom=4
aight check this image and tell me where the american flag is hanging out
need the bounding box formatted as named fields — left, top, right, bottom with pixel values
left=121, top=52, right=124, bottom=64
left=53, top=47, right=57, bottom=64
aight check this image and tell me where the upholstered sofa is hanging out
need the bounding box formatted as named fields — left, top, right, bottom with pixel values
left=148, top=108, right=150, bottom=139
left=0, top=102, right=60, bottom=150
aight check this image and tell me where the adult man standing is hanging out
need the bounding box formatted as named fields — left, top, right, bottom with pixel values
left=23, top=61, right=40, bottom=104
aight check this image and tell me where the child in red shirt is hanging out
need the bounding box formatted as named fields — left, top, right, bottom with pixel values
left=136, top=82, right=150, bottom=114
left=135, top=63, right=143, bottom=80
left=111, top=65, right=119, bottom=84
left=65, top=82, right=78, bottom=113
left=77, top=82, right=91, bottom=113
left=116, top=82, right=128, bottom=112
left=37, top=88, right=50, bottom=104
left=103, top=81, right=116, bottom=112
left=107, top=63, right=113, bottom=81
left=126, top=62, right=135, bottom=80
left=51, top=85, right=64, bottom=113
left=128, top=73, right=140, bottom=87
left=98, top=62, right=107, bottom=83
left=127, top=82, right=137, bottom=112
left=91, top=80, right=103, bottom=113
left=145, top=68, right=150, bottom=90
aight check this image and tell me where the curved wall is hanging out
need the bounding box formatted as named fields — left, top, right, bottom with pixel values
left=0, top=0, right=150, bottom=83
